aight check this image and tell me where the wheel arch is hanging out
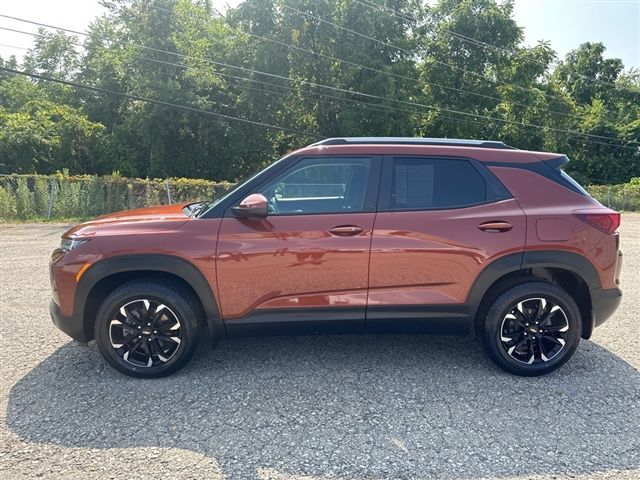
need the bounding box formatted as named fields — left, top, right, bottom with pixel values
left=469, top=250, right=600, bottom=339
left=75, top=254, right=225, bottom=343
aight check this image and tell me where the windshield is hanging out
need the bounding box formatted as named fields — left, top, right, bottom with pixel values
left=196, top=157, right=287, bottom=217
left=194, top=184, right=244, bottom=216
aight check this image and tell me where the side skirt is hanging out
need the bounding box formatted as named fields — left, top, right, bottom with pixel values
left=366, top=305, right=473, bottom=335
left=224, top=307, right=365, bottom=338
left=224, top=305, right=474, bottom=338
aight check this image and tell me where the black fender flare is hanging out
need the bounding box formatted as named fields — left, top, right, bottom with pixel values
left=466, top=252, right=523, bottom=320
left=75, top=254, right=225, bottom=342
left=466, top=250, right=601, bottom=321
left=521, top=250, right=602, bottom=339
left=521, top=250, right=601, bottom=290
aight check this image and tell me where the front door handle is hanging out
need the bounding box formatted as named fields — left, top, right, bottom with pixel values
left=328, top=225, right=364, bottom=236
left=478, top=221, right=513, bottom=232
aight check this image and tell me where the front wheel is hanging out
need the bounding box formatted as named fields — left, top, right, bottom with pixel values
left=94, top=280, right=200, bottom=378
left=483, top=282, right=582, bottom=376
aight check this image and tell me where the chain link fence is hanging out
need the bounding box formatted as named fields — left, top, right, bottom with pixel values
left=0, top=174, right=235, bottom=221
left=0, top=174, right=638, bottom=222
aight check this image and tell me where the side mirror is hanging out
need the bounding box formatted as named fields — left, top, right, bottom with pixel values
left=231, top=193, right=268, bottom=218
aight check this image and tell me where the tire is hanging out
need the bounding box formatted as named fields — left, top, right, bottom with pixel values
left=94, top=279, right=200, bottom=378
left=482, top=282, right=582, bottom=376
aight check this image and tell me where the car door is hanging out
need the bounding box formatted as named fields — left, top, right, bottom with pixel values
left=367, top=154, right=526, bottom=333
left=216, top=155, right=381, bottom=335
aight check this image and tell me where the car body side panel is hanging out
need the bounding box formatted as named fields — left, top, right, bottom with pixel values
left=215, top=213, right=375, bottom=320
left=90, top=218, right=222, bottom=301
left=52, top=207, right=222, bottom=319
left=367, top=198, right=527, bottom=307
left=489, top=166, right=620, bottom=289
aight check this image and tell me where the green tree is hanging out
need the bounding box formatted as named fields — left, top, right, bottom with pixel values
left=0, top=0, right=638, bottom=184
left=552, top=43, right=640, bottom=183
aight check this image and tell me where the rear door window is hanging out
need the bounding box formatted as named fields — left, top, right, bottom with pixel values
left=383, top=156, right=506, bottom=210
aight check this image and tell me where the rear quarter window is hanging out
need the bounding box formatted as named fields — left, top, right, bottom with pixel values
left=559, top=169, right=590, bottom=196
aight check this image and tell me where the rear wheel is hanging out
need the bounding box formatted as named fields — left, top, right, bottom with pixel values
left=94, top=280, right=199, bottom=378
left=483, top=282, right=582, bottom=376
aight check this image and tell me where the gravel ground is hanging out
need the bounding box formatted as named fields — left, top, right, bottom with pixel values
left=0, top=216, right=639, bottom=480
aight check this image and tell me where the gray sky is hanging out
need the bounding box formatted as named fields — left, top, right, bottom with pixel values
left=0, top=0, right=638, bottom=68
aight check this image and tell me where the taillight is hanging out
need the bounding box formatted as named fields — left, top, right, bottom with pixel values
left=573, top=212, right=621, bottom=234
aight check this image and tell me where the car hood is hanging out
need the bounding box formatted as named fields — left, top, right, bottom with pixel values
left=64, top=204, right=191, bottom=239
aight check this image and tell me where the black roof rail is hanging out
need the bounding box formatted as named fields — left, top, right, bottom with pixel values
left=310, top=137, right=517, bottom=150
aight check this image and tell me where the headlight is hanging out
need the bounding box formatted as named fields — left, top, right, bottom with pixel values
left=60, top=238, right=88, bottom=251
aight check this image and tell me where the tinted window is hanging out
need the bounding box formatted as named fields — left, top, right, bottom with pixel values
left=388, top=157, right=491, bottom=210
left=559, top=169, right=590, bottom=196
left=258, top=157, right=371, bottom=214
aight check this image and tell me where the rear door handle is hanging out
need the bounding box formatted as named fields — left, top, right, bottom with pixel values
left=329, top=225, right=364, bottom=236
left=478, top=221, right=513, bottom=232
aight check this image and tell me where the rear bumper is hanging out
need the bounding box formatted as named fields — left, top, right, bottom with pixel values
left=49, top=299, right=89, bottom=343
left=591, top=287, right=622, bottom=329
left=584, top=250, right=623, bottom=337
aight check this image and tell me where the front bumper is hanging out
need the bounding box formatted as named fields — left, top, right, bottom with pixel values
left=49, top=299, right=89, bottom=343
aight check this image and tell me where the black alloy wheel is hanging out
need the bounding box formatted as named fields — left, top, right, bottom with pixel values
left=108, top=298, right=183, bottom=367
left=95, top=280, right=199, bottom=378
left=499, top=297, right=570, bottom=365
left=483, top=282, right=582, bottom=376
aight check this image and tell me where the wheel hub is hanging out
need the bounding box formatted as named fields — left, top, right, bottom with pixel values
left=528, top=325, right=540, bottom=335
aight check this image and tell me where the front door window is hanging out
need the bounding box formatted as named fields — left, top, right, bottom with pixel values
left=258, top=157, right=372, bottom=215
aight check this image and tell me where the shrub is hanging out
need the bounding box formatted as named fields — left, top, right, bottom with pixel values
left=0, top=184, right=17, bottom=220
left=0, top=173, right=237, bottom=221
left=14, top=177, right=33, bottom=220
left=587, top=178, right=640, bottom=211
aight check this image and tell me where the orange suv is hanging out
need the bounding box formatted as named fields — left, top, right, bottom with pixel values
left=49, top=138, right=623, bottom=377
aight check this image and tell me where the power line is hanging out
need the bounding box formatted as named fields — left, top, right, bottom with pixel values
left=275, top=4, right=625, bottom=120
left=141, top=55, right=490, bottom=131
left=137, top=60, right=493, bottom=138
left=0, top=54, right=629, bottom=152
left=209, top=6, right=595, bottom=120
left=0, top=14, right=637, bottom=149
left=0, top=43, right=28, bottom=51
left=150, top=3, right=629, bottom=132
left=136, top=8, right=635, bottom=146
left=0, top=52, right=483, bottom=138
left=350, top=0, right=636, bottom=91
left=3, top=26, right=477, bottom=134
left=0, top=26, right=44, bottom=39
left=354, top=0, right=416, bottom=23
left=0, top=25, right=41, bottom=37
left=282, top=4, right=525, bottom=105
left=0, top=26, right=428, bottom=119
left=2, top=13, right=634, bottom=148
left=282, top=4, right=413, bottom=55
left=1, top=24, right=485, bottom=132
left=153, top=2, right=636, bottom=121
left=0, top=66, right=321, bottom=138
